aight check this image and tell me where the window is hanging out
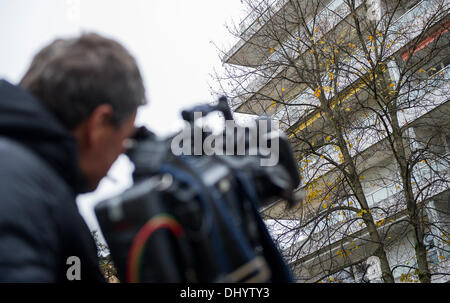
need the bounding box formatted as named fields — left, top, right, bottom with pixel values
left=392, top=0, right=422, bottom=21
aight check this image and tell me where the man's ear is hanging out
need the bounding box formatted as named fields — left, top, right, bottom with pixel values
left=78, top=104, right=114, bottom=149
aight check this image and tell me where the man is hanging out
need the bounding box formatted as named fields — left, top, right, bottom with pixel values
left=0, top=33, right=146, bottom=282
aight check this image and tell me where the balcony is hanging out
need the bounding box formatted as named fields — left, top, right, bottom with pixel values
left=231, top=0, right=448, bottom=118
left=398, top=65, right=450, bottom=126
left=223, top=0, right=290, bottom=67
left=230, top=0, right=363, bottom=111
left=385, top=0, right=450, bottom=58
left=277, top=155, right=449, bottom=280
left=284, top=56, right=449, bottom=151
left=238, top=0, right=284, bottom=39
left=271, top=88, right=319, bottom=131
left=262, top=97, right=449, bottom=221
left=296, top=97, right=449, bottom=192
left=224, top=0, right=347, bottom=67
left=280, top=152, right=450, bottom=248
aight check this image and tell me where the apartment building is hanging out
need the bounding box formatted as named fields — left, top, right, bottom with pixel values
left=223, top=0, right=449, bottom=282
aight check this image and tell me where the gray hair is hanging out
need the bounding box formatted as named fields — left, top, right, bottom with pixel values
left=20, top=33, right=147, bottom=130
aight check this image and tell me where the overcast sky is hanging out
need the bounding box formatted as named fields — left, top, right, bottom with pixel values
left=0, top=0, right=247, bottom=234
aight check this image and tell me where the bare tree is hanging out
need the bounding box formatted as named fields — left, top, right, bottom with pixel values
left=215, top=0, right=449, bottom=283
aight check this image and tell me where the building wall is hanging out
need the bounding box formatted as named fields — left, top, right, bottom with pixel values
left=225, top=0, right=450, bottom=282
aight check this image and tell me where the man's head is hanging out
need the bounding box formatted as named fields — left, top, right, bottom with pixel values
left=20, top=33, right=146, bottom=191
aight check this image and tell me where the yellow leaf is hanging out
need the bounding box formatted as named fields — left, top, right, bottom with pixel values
left=346, top=108, right=351, bottom=112
left=269, top=47, right=274, bottom=53
left=389, top=82, right=395, bottom=88
left=323, top=203, right=328, bottom=209
left=314, top=87, right=321, bottom=98
left=281, top=87, right=285, bottom=92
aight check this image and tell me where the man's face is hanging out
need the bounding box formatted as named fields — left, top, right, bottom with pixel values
left=75, top=106, right=137, bottom=191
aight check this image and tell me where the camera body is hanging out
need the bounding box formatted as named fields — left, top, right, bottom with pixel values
left=95, top=97, right=301, bottom=282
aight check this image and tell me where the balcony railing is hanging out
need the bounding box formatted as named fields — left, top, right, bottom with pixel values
left=385, top=0, right=449, bottom=57
left=238, top=0, right=271, bottom=37
left=272, top=88, right=318, bottom=131
left=296, top=111, right=390, bottom=183
left=398, top=64, right=450, bottom=126
left=238, top=0, right=289, bottom=39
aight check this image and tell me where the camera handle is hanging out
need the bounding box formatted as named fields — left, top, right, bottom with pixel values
left=181, top=96, right=233, bottom=123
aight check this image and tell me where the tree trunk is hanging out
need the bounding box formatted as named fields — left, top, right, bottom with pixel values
left=326, top=109, right=396, bottom=283
left=388, top=101, right=432, bottom=283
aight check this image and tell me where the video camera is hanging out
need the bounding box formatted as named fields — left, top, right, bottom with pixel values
left=95, top=96, right=301, bottom=282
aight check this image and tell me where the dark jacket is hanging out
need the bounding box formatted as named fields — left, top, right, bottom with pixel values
left=0, top=79, right=104, bottom=282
